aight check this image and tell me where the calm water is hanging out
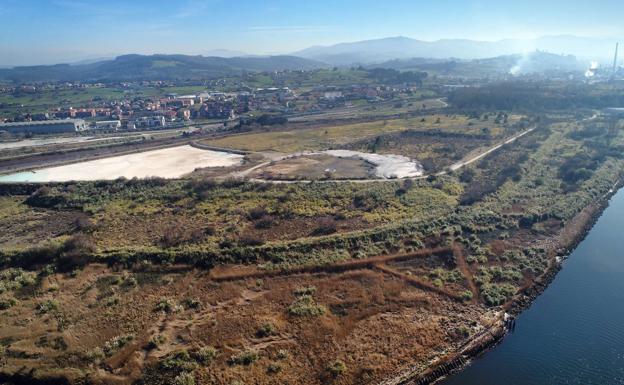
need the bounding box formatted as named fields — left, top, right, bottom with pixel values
left=442, top=188, right=624, bottom=385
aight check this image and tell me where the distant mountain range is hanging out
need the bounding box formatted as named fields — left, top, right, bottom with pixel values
left=0, top=54, right=327, bottom=83
left=1, top=35, right=617, bottom=83
left=294, top=35, right=622, bottom=65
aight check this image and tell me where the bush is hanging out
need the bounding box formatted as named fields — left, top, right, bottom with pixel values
left=293, top=286, right=316, bottom=296
left=161, top=225, right=206, bottom=248
left=481, top=283, right=516, bottom=307
left=194, top=346, right=218, bottom=364
left=155, top=299, right=175, bottom=313
left=460, top=291, right=473, bottom=302
left=238, top=235, right=265, bottom=247
left=267, top=363, right=282, bottom=374
left=103, top=334, right=134, bottom=357
left=0, top=297, right=17, bottom=310
left=254, top=216, right=275, bottom=229
left=182, top=297, right=201, bottom=310
left=327, top=360, right=347, bottom=377
left=173, top=372, right=195, bottom=385
left=146, top=335, right=166, bottom=350
left=74, top=214, right=96, bottom=232
left=288, top=295, right=326, bottom=317
left=36, top=299, right=59, bottom=314
left=161, top=350, right=198, bottom=372
left=311, top=218, right=337, bottom=236
left=229, top=350, right=259, bottom=366
left=63, top=233, right=96, bottom=256
left=248, top=207, right=268, bottom=221
left=256, top=323, right=277, bottom=338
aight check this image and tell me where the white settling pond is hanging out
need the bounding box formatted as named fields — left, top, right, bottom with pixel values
left=323, top=150, right=424, bottom=178
left=0, top=145, right=243, bottom=182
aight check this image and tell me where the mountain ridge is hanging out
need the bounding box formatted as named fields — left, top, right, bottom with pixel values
left=294, top=35, right=622, bottom=65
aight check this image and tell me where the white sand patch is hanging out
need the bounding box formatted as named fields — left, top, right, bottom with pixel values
left=323, top=150, right=424, bottom=178
left=0, top=145, right=243, bottom=182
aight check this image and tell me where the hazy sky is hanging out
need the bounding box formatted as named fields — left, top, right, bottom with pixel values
left=1, top=0, right=624, bottom=65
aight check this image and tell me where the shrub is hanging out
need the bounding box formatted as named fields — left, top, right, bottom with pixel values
left=161, top=350, right=198, bottom=372
left=238, top=235, right=265, bottom=247
left=481, top=283, right=516, bottom=307
left=194, top=346, right=218, bottom=364
left=256, top=323, right=277, bottom=338
left=327, top=360, right=347, bottom=377
left=267, top=363, right=282, bottom=374
left=182, top=297, right=201, bottom=310
left=460, top=291, right=473, bottom=302
left=255, top=216, right=275, bottom=229
left=173, top=372, right=195, bottom=385
left=74, top=214, right=96, bottom=232
left=311, top=218, right=337, bottom=236
left=248, top=207, right=268, bottom=221
left=36, top=299, right=59, bottom=314
left=161, top=225, right=206, bottom=247
left=146, top=335, right=166, bottom=350
left=456, top=326, right=471, bottom=337
left=293, top=286, right=316, bottom=296
left=154, top=299, right=175, bottom=313
left=276, top=349, right=289, bottom=360
left=229, top=350, right=259, bottom=366
left=288, top=295, right=326, bottom=317
left=0, top=297, right=17, bottom=310
left=103, top=334, right=134, bottom=357
left=57, top=234, right=96, bottom=271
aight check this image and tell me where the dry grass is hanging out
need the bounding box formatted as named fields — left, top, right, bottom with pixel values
left=202, top=115, right=509, bottom=153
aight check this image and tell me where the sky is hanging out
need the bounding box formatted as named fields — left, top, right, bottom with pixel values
left=1, top=0, right=624, bottom=66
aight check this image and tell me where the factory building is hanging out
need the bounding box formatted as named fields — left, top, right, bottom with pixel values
left=0, top=119, right=87, bottom=135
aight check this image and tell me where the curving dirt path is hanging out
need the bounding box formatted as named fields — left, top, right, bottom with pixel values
left=233, top=125, right=537, bottom=184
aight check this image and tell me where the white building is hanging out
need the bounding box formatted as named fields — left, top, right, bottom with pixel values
left=132, top=116, right=166, bottom=129
left=94, top=120, right=121, bottom=131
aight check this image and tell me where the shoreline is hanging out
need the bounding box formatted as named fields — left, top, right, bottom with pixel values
left=383, top=180, right=622, bottom=385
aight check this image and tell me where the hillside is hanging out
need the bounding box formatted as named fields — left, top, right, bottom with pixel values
left=0, top=54, right=328, bottom=83
left=295, top=35, right=620, bottom=65
left=372, top=52, right=584, bottom=77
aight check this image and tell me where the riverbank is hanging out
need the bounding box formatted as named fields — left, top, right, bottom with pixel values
left=387, top=179, right=623, bottom=385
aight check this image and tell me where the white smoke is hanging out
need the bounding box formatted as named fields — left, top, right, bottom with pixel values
left=585, top=61, right=599, bottom=77
left=509, top=52, right=531, bottom=76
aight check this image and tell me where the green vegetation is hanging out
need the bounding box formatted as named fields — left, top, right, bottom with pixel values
left=228, top=350, right=260, bottom=366
left=172, top=372, right=195, bottom=385
left=256, top=323, right=277, bottom=338
left=327, top=360, right=347, bottom=377
left=194, top=346, right=218, bottom=364
left=288, top=295, right=326, bottom=317
left=103, top=334, right=134, bottom=357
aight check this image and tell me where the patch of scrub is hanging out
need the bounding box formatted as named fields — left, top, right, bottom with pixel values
left=323, top=150, right=424, bottom=178
left=0, top=145, right=243, bottom=182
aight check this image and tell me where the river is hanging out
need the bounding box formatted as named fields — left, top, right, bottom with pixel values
left=442, top=188, right=624, bottom=385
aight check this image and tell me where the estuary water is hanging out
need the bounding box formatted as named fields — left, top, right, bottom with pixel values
left=442, top=188, right=624, bottom=385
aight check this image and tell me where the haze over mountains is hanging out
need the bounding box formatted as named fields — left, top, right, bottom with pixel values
left=0, top=35, right=620, bottom=83
left=0, top=55, right=326, bottom=83
left=294, top=35, right=622, bottom=65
